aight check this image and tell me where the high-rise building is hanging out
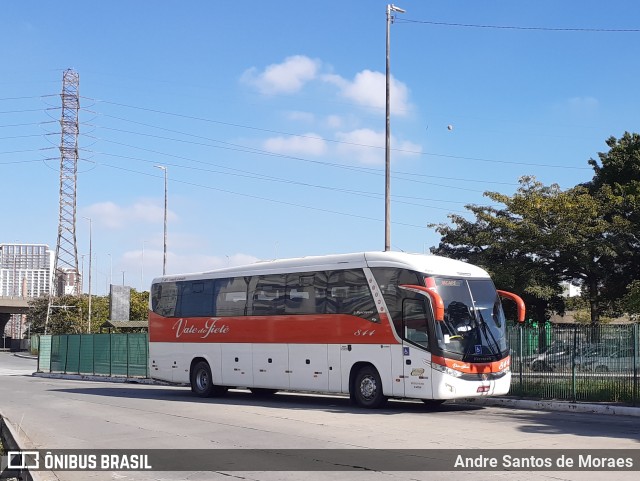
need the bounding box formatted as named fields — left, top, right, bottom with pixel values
left=0, top=243, right=54, bottom=297
left=0, top=243, right=55, bottom=339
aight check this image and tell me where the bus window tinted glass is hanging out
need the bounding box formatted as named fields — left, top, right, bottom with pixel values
left=327, top=269, right=377, bottom=322
left=252, top=274, right=286, bottom=315
left=215, top=277, right=248, bottom=317
left=403, top=298, right=430, bottom=349
left=151, top=282, right=178, bottom=317
left=177, top=280, right=216, bottom=317
left=371, top=268, right=422, bottom=334
left=285, top=272, right=328, bottom=315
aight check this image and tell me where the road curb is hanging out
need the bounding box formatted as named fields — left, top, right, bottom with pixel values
left=0, top=411, right=56, bottom=481
left=462, top=396, right=640, bottom=417
left=32, top=372, right=171, bottom=386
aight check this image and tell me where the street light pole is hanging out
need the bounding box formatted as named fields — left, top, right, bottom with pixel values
left=385, top=4, right=405, bottom=252
left=83, top=217, right=92, bottom=333
left=154, top=165, right=168, bottom=275
left=107, top=253, right=112, bottom=289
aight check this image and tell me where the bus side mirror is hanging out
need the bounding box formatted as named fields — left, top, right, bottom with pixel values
left=497, top=290, right=526, bottom=323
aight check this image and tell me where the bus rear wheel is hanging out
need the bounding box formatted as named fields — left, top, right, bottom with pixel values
left=191, top=361, right=227, bottom=397
left=353, top=366, right=387, bottom=409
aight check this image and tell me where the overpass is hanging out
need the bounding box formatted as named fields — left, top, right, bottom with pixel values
left=0, top=296, right=30, bottom=336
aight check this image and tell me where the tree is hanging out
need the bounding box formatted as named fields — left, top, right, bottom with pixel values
left=586, top=132, right=640, bottom=310
left=27, top=296, right=84, bottom=334
left=430, top=177, right=565, bottom=323
left=623, top=280, right=640, bottom=321
left=130, top=289, right=149, bottom=322
left=431, top=176, right=622, bottom=324
left=26, top=290, right=150, bottom=335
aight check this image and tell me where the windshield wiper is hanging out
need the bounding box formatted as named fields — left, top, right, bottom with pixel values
left=476, top=310, right=500, bottom=357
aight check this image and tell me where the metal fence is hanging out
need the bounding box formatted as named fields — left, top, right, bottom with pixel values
left=508, top=323, right=640, bottom=405
left=37, top=333, right=148, bottom=378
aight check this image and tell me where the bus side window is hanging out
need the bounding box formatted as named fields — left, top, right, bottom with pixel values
left=177, top=280, right=216, bottom=318
left=215, top=277, right=248, bottom=317
left=370, top=267, right=423, bottom=335
left=251, top=274, right=286, bottom=316
left=327, top=269, right=377, bottom=322
left=286, top=273, right=324, bottom=315
left=152, top=282, right=178, bottom=317
left=402, top=298, right=430, bottom=349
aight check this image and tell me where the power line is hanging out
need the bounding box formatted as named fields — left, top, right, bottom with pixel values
left=0, top=95, right=57, bottom=101
left=0, top=108, right=52, bottom=114
left=397, top=18, right=640, bottom=32
left=85, top=98, right=588, bottom=170
left=82, top=134, right=492, bottom=194
left=97, top=161, right=434, bottom=229
left=0, top=121, right=57, bottom=128
left=82, top=149, right=474, bottom=213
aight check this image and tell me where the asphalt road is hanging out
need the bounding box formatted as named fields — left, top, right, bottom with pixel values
left=1, top=352, right=639, bottom=481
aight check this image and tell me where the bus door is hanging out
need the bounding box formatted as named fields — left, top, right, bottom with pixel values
left=401, top=297, right=434, bottom=400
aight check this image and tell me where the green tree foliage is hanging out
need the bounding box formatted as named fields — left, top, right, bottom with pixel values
left=130, top=289, right=150, bottom=321
left=432, top=172, right=629, bottom=323
left=27, top=296, right=85, bottom=334
left=586, top=132, right=640, bottom=309
left=26, top=290, right=149, bottom=334
left=431, top=133, right=640, bottom=325
left=430, top=177, right=567, bottom=323
left=624, top=280, right=640, bottom=321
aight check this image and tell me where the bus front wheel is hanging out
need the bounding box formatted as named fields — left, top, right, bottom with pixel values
left=190, top=361, right=227, bottom=397
left=353, top=366, right=387, bottom=409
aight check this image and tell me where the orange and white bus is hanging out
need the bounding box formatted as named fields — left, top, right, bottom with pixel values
left=148, top=251, right=524, bottom=408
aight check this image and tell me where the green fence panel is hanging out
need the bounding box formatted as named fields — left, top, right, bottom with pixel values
left=30, top=334, right=40, bottom=355
left=110, top=334, right=129, bottom=376
left=93, top=334, right=111, bottom=375
left=50, top=335, right=68, bottom=372
left=66, top=335, right=81, bottom=374
left=79, top=335, right=95, bottom=374
left=37, top=335, right=52, bottom=373
left=508, top=323, right=640, bottom=406
left=127, top=334, right=148, bottom=377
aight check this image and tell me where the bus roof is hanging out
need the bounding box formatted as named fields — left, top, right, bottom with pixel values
left=151, top=251, right=490, bottom=285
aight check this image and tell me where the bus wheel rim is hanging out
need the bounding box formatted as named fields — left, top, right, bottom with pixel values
left=360, top=375, right=376, bottom=399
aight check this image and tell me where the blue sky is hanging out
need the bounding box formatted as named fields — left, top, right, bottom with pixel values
left=2, top=1, right=639, bottom=294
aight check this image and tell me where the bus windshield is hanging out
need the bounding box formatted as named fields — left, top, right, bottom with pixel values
left=429, top=277, right=507, bottom=361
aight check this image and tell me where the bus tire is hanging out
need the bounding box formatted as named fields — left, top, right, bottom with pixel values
left=190, top=361, right=227, bottom=397
left=353, top=365, right=387, bottom=409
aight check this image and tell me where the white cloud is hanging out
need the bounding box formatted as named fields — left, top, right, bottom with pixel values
left=263, top=133, right=327, bottom=156
left=323, top=69, right=411, bottom=115
left=336, top=129, right=422, bottom=165
left=325, top=115, right=343, bottom=129
left=241, top=55, right=320, bottom=95
left=83, top=200, right=176, bottom=230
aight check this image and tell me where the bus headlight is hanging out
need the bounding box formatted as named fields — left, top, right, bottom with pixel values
left=432, top=363, right=463, bottom=378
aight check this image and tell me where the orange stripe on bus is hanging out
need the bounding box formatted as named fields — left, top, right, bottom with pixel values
left=148, top=312, right=400, bottom=344
left=431, top=354, right=510, bottom=374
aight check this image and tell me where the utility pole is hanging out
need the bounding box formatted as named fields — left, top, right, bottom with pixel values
left=385, top=5, right=404, bottom=251
left=83, top=217, right=92, bottom=333
left=154, top=165, right=168, bottom=275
